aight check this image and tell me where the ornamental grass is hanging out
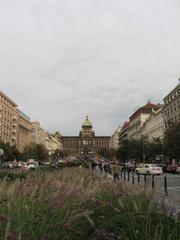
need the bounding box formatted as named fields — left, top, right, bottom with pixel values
left=0, top=168, right=179, bottom=240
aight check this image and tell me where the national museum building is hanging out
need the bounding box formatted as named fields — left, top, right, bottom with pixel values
left=62, top=116, right=110, bottom=155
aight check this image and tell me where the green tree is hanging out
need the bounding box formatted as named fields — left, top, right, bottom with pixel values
left=144, top=138, right=163, bottom=161
left=116, top=140, right=129, bottom=162
left=23, top=144, right=48, bottom=161
left=116, top=137, right=163, bottom=163
left=0, top=141, right=21, bottom=162
left=164, top=122, right=180, bottom=160
left=97, top=148, right=114, bottom=159
left=53, top=149, right=69, bottom=160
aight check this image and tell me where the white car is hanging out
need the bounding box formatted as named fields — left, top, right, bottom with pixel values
left=17, top=162, right=27, bottom=168
left=135, top=164, right=163, bottom=175
left=26, top=161, right=39, bottom=170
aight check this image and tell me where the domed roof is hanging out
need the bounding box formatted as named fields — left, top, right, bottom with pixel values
left=82, top=116, right=92, bottom=127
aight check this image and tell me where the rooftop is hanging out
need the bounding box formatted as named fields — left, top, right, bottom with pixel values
left=163, top=81, right=180, bottom=101
left=0, top=90, right=18, bottom=107
left=129, top=102, right=160, bottom=121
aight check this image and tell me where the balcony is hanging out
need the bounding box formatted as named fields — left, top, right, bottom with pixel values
left=12, top=129, right=16, bottom=134
left=12, top=122, right=17, bottom=127
left=11, top=136, right=17, bottom=140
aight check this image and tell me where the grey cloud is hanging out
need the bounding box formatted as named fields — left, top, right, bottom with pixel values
left=0, top=0, right=180, bottom=135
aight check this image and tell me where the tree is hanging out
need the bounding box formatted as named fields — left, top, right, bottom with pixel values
left=97, top=148, right=114, bottom=159
left=23, top=144, right=48, bottom=161
left=144, top=138, right=163, bottom=161
left=0, top=141, right=21, bottom=162
left=53, top=149, right=69, bottom=160
left=164, top=122, right=180, bottom=160
left=116, top=140, right=129, bottom=162
left=116, top=137, right=163, bottom=163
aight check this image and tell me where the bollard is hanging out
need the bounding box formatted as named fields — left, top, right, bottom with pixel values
left=138, top=173, right=140, bottom=183
left=132, top=171, right=135, bottom=184
left=152, top=175, right=155, bottom=189
left=144, top=174, right=147, bottom=184
left=164, top=176, right=168, bottom=196
left=128, top=170, right=130, bottom=181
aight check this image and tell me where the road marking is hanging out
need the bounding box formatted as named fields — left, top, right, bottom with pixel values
left=167, top=187, right=180, bottom=191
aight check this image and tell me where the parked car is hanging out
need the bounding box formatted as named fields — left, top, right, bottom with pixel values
left=17, top=161, right=27, bottom=168
left=135, top=164, right=163, bottom=175
left=1, top=162, right=14, bottom=169
left=166, top=164, right=178, bottom=173
left=50, top=161, right=59, bottom=169
left=26, top=161, right=39, bottom=170
left=156, top=164, right=167, bottom=172
left=124, top=162, right=136, bottom=172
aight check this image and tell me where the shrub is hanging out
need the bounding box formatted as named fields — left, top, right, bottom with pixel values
left=0, top=171, right=28, bottom=181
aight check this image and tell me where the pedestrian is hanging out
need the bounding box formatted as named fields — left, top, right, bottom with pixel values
left=112, top=161, right=120, bottom=182
left=99, top=162, right=103, bottom=175
left=91, top=160, right=97, bottom=171
left=104, top=163, right=110, bottom=176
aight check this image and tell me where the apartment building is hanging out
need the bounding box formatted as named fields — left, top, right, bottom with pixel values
left=128, top=102, right=160, bottom=140
left=45, top=132, right=63, bottom=154
left=119, top=121, right=130, bottom=146
left=142, top=108, right=165, bottom=142
left=18, top=110, right=32, bottom=152
left=31, top=121, right=62, bottom=154
left=110, top=127, right=121, bottom=149
left=31, top=121, right=47, bottom=145
left=163, top=81, right=180, bottom=127
left=0, top=90, right=19, bottom=146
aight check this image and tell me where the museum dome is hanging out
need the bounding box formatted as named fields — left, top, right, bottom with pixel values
left=82, top=116, right=92, bottom=127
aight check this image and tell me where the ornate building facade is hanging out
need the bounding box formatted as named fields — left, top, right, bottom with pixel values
left=0, top=90, right=19, bottom=146
left=18, top=110, right=32, bottom=152
left=62, top=116, right=110, bottom=155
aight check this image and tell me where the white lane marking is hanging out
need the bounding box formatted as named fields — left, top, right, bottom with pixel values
left=167, top=187, right=180, bottom=191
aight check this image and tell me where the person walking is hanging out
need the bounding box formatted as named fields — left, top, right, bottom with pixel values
left=112, top=161, right=120, bottom=182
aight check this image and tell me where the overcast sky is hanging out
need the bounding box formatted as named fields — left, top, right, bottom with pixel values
left=0, top=0, right=180, bottom=135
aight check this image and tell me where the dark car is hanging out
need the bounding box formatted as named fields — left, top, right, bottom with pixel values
left=50, top=161, right=59, bottom=169
left=166, top=164, right=178, bottom=173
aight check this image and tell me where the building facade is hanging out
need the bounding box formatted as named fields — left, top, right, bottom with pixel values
left=128, top=102, right=160, bottom=140
left=142, top=108, right=165, bottom=142
left=110, top=127, right=121, bottom=149
left=18, top=110, right=32, bottom=152
left=163, top=81, right=180, bottom=128
left=31, top=121, right=47, bottom=145
left=119, top=121, right=130, bottom=146
left=0, top=90, right=19, bottom=146
left=62, top=116, right=110, bottom=155
left=45, top=132, right=63, bottom=155
left=31, top=121, right=62, bottom=153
